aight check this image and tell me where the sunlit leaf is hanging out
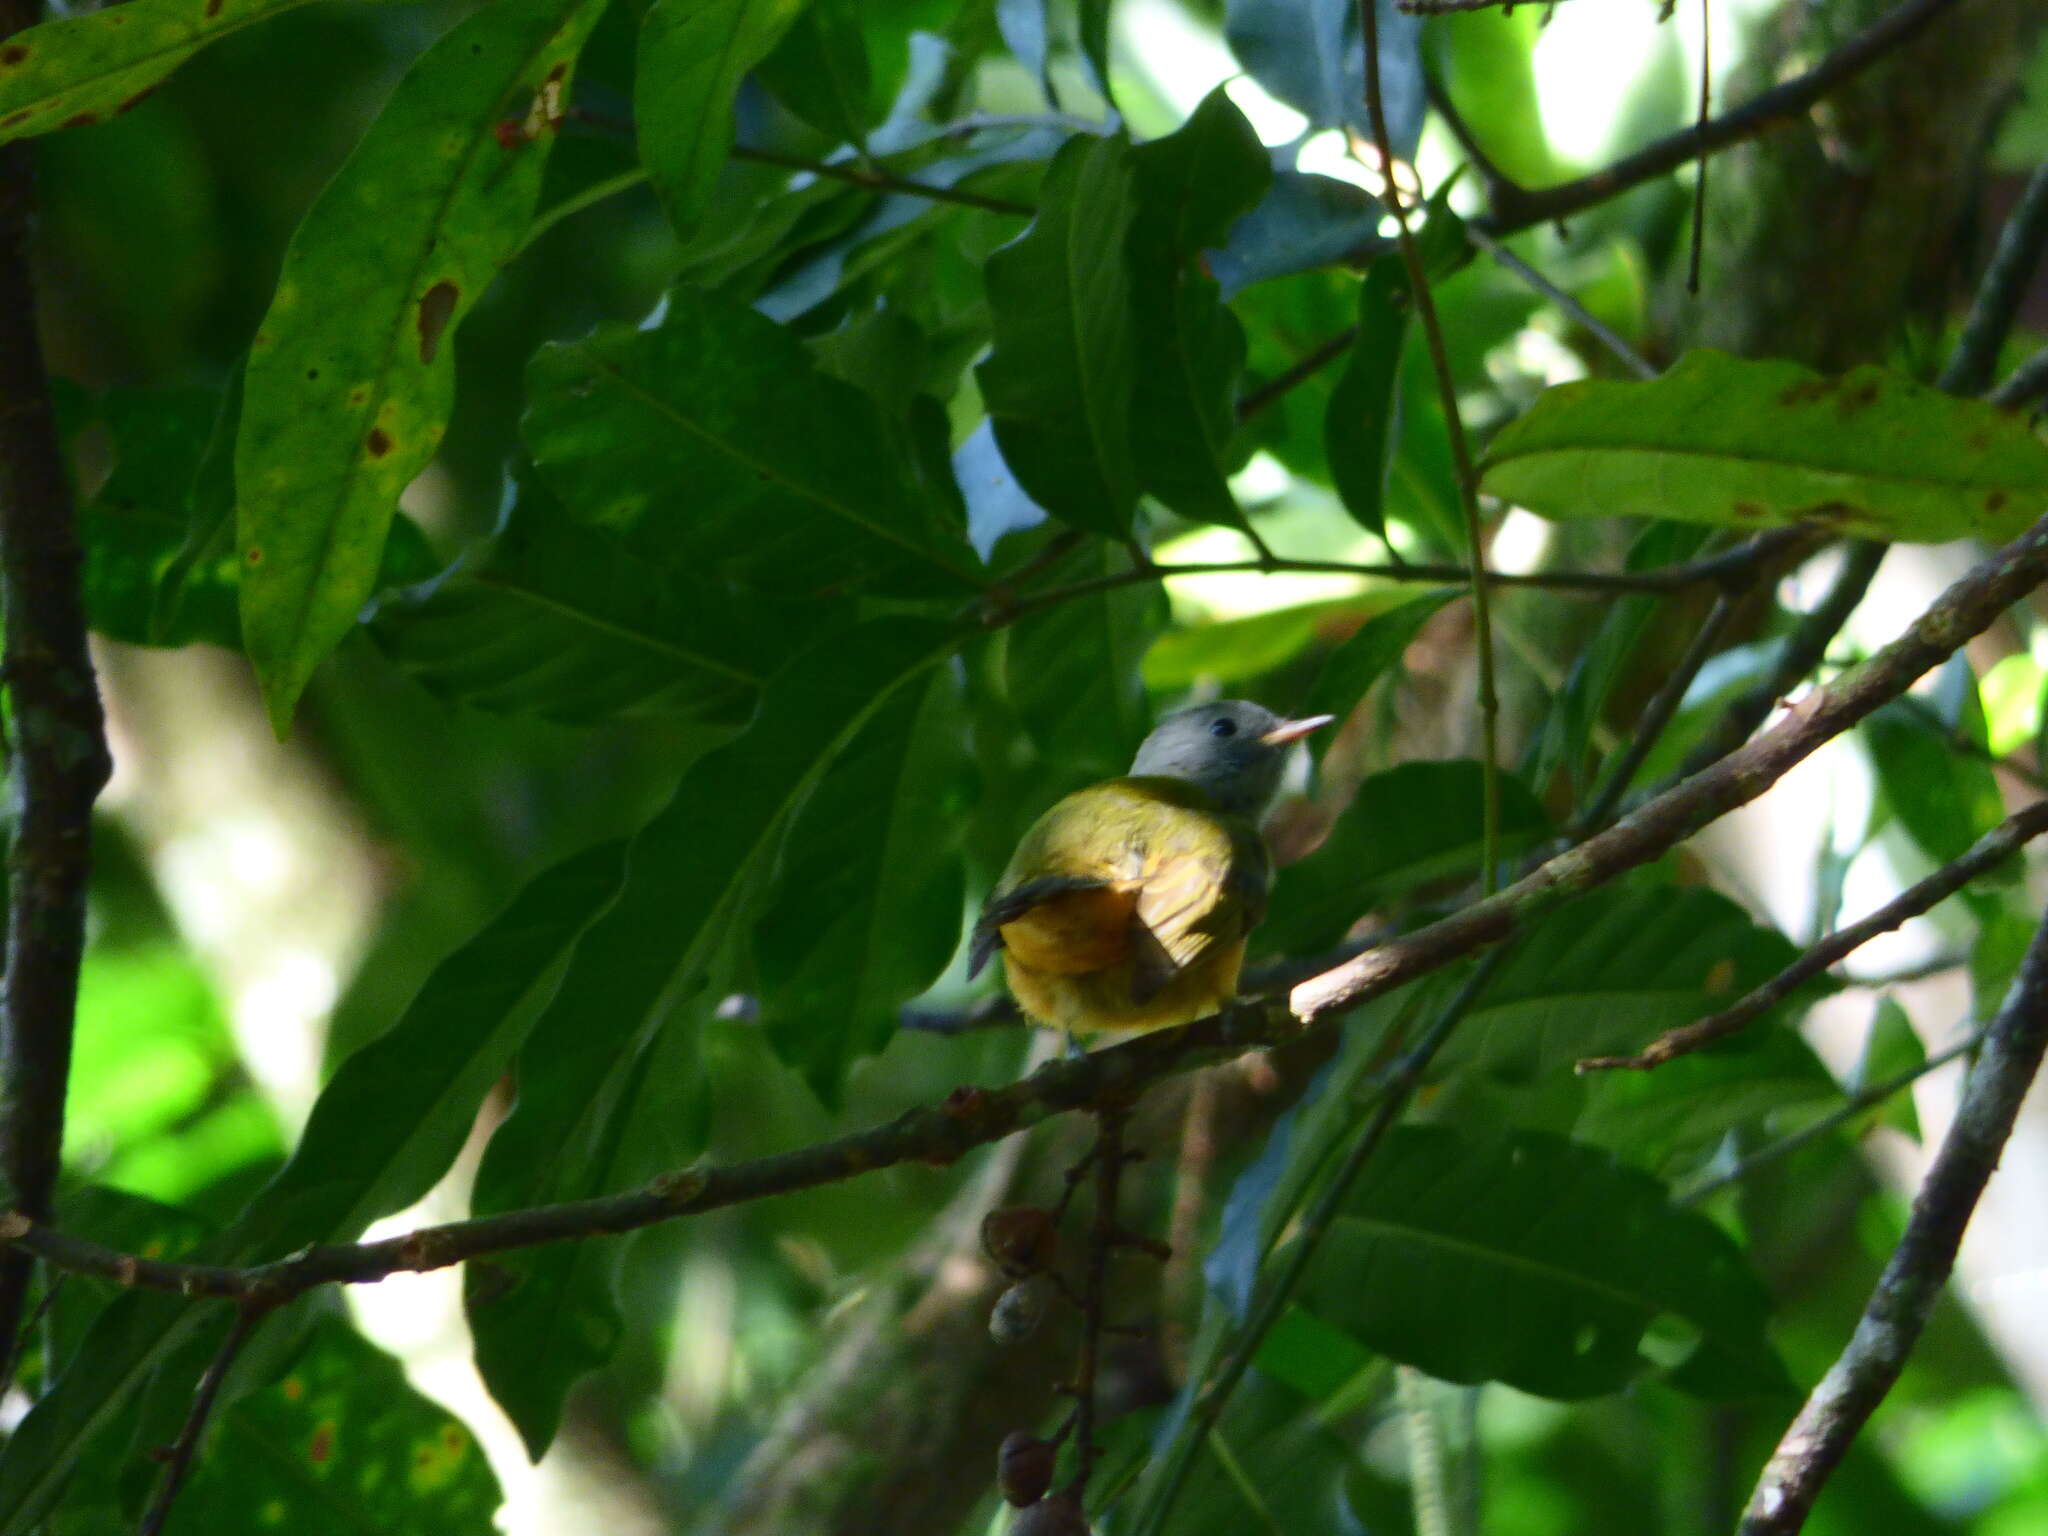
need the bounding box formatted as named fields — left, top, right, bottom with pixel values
left=1298, top=1125, right=1792, bottom=1400
left=0, top=0, right=330, bottom=145
left=180, top=1316, right=499, bottom=1532
left=1854, top=997, right=1926, bottom=1140
left=977, top=131, right=1140, bottom=536
left=1480, top=350, right=2048, bottom=542
left=237, top=0, right=607, bottom=730
left=1144, top=590, right=1425, bottom=690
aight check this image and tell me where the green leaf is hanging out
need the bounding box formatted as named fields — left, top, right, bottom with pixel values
left=370, top=484, right=793, bottom=723
left=0, top=0, right=326, bottom=145
left=1125, top=88, right=1270, bottom=531
left=468, top=616, right=959, bottom=1454
left=179, top=1315, right=499, bottom=1533
left=524, top=287, right=978, bottom=598
left=1854, top=996, right=1926, bottom=1140
left=1862, top=696, right=2006, bottom=869
left=1324, top=255, right=1411, bottom=537
left=976, top=131, right=1140, bottom=536
left=1006, top=546, right=1163, bottom=789
left=237, top=0, right=608, bottom=732
left=753, top=669, right=970, bottom=1103
left=1435, top=879, right=1810, bottom=1082
left=1300, top=587, right=1458, bottom=747
left=1297, top=1125, right=1792, bottom=1400
left=635, top=0, right=806, bottom=236
left=756, top=0, right=876, bottom=145
left=1144, top=589, right=1430, bottom=691
left=0, top=844, right=628, bottom=1531
left=1258, top=760, right=1551, bottom=954
left=1478, top=350, right=2048, bottom=542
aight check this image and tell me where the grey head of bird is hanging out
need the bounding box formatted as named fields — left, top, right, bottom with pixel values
left=1127, top=700, right=1335, bottom=817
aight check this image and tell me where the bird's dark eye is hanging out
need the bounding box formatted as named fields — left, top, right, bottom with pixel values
left=1209, top=717, right=1237, bottom=738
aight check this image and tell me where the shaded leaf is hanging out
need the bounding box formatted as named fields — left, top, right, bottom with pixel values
left=238, top=0, right=607, bottom=730
left=0, top=0, right=326, bottom=145
left=754, top=669, right=970, bottom=1102
left=1298, top=1125, right=1792, bottom=1400
left=976, top=130, right=1140, bottom=536
left=1210, top=168, right=1387, bottom=296
left=1854, top=996, right=1926, bottom=1141
left=1479, top=350, right=2048, bottom=543
left=1126, top=88, right=1270, bottom=531
left=757, top=0, right=876, bottom=145
left=468, top=617, right=958, bottom=1454
left=371, top=485, right=796, bottom=723
left=1300, top=587, right=1459, bottom=748
left=636, top=0, right=806, bottom=237
left=1434, top=879, right=1810, bottom=1082
left=1259, top=760, right=1550, bottom=954
left=180, top=1315, right=498, bottom=1533
left=1324, top=255, right=1410, bottom=537
left=1862, top=695, right=2006, bottom=870
left=525, top=287, right=978, bottom=598
left=1006, top=546, right=1162, bottom=789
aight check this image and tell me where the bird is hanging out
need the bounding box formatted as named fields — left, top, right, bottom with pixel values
left=967, top=700, right=1333, bottom=1039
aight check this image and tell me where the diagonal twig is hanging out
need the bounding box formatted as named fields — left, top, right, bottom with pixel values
left=1739, top=907, right=2048, bottom=1534
left=138, top=1302, right=271, bottom=1536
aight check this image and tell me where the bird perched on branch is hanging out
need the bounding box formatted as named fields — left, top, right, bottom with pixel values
left=968, top=700, right=1332, bottom=1039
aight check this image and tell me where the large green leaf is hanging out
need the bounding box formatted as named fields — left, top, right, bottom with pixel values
left=1479, top=350, right=2048, bottom=542
left=370, top=485, right=798, bottom=723
left=753, top=669, right=970, bottom=1102
left=1861, top=693, right=2006, bottom=869
left=1258, top=760, right=1551, bottom=954
left=524, top=287, right=978, bottom=598
left=467, top=616, right=959, bottom=1455
left=976, top=131, right=1140, bottom=536
left=1125, top=88, right=1270, bottom=531
left=179, top=1315, right=499, bottom=1533
left=1298, top=1126, right=1792, bottom=1400
left=635, top=0, right=806, bottom=237
left=0, top=0, right=325, bottom=144
left=1142, top=589, right=1427, bottom=690
left=1324, top=254, right=1411, bottom=537
left=237, top=0, right=607, bottom=731
left=755, top=0, right=876, bottom=145
left=1434, top=879, right=1809, bottom=1082
left=1005, top=546, right=1163, bottom=790
left=0, top=845, right=626, bottom=1531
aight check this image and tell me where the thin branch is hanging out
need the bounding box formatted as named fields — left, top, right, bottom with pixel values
left=1990, top=345, right=2048, bottom=410
left=728, top=143, right=1038, bottom=217
left=1579, top=797, right=2048, bottom=1071
left=1943, top=159, right=2048, bottom=398
left=1464, top=227, right=1658, bottom=381
left=1739, top=909, right=2048, bottom=1535
left=1234, top=325, right=1360, bottom=422
left=1067, top=1106, right=1126, bottom=1498
left=0, top=0, right=116, bottom=1391
left=1474, top=0, right=1965, bottom=237
left=8, top=510, right=2048, bottom=1307
left=138, top=1303, right=270, bottom=1536
left=1131, top=951, right=1511, bottom=1536
left=1359, top=0, right=1501, bottom=894
left=1573, top=588, right=1741, bottom=835
left=1677, top=1025, right=1991, bottom=1207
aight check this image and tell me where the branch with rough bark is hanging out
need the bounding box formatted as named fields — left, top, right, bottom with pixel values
left=0, top=0, right=115, bottom=1390
left=1739, top=906, right=2048, bottom=1535
left=9, top=506, right=2048, bottom=1307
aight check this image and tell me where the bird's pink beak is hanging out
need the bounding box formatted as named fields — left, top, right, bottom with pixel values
left=1260, top=714, right=1337, bottom=746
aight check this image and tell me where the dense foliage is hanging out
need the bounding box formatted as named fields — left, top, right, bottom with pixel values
left=3, top=0, right=2047, bottom=1533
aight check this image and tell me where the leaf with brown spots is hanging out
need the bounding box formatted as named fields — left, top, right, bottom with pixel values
left=179, top=1316, right=499, bottom=1527
left=0, top=0, right=326, bottom=146
left=237, top=0, right=607, bottom=733
left=1480, top=350, right=2048, bottom=544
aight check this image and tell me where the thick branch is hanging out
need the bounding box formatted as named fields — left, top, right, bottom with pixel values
left=1580, top=797, right=2048, bottom=1071
left=9, top=509, right=2048, bottom=1304
left=0, top=0, right=115, bottom=1386
left=1474, top=0, right=1965, bottom=237
left=1739, top=907, right=2048, bottom=1535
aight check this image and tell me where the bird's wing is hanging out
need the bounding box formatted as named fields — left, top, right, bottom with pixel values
left=1126, top=803, right=1268, bottom=1003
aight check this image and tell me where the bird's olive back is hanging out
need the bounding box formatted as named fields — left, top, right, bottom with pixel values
left=1128, top=700, right=1291, bottom=816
